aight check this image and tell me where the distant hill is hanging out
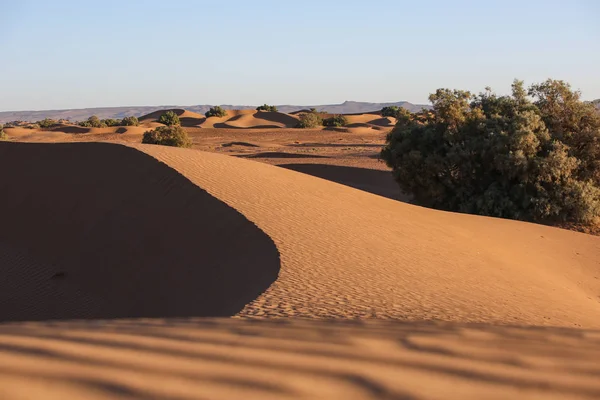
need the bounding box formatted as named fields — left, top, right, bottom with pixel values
left=0, top=101, right=430, bottom=123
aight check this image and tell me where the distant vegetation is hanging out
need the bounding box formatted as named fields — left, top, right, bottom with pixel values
left=121, top=116, right=139, bottom=126
left=100, top=118, right=119, bottom=127
left=381, top=106, right=400, bottom=118
left=381, top=79, right=600, bottom=229
left=37, top=118, right=58, bottom=128
left=142, top=125, right=191, bottom=148
left=205, top=106, right=228, bottom=118
left=322, top=115, right=348, bottom=127
left=78, top=115, right=105, bottom=128
left=295, top=110, right=323, bottom=128
left=256, top=104, right=278, bottom=112
left=158, top=111, right=181, bottom=126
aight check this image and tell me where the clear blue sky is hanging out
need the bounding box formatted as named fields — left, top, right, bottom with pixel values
left=1, top=0, right=598, bottom=111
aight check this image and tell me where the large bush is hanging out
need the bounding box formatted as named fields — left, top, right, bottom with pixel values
left=0, top=124, right=7, bottom=140
left=295, top=110, right=323, bottom=128
left=142, top=125, right=191, bottom=148
left=158, top=111, right=180, bottom=126
left=121, top=116, right=139, bottom=126
left=322, top=114, right=348, bottom=127
left=381, top=79, right=600, bottom=226
left=205, top=106, right=228, bottom=118
left=256, top=104, right=278, bottom=112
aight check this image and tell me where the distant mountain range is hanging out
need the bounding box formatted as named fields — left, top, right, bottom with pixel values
left=0, top=101, right=430, bottom=123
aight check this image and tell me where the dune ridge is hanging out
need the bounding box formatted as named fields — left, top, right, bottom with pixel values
left=132, top=143, right=600, bottom=327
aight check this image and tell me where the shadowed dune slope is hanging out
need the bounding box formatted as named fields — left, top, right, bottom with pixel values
left=132, top=143, right=600, bottom=328
left=0, top=142, right=280, bottom=321
left=0, top=318, right=599, bottom=400
left=279, top=163, right=410, bottom=202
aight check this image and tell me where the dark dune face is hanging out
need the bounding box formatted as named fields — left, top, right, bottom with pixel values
left=0, top=142, right=280, bottom=321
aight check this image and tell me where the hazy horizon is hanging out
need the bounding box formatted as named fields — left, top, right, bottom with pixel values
left=1, top=0, right=599, bottom=112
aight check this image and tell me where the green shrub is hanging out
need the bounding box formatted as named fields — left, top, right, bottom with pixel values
left=256, top=104, right=278, bottom=112
left=322, top=115, right=348, bottom=127
left=205, top=106, right=228, bottom=118
left=0, top=125, right=7, bottom=141
left=37, top=118, right=58, bottom=128
left=381, top=79, right=600, bottom=226
left=158, top=111, right=180, bottom=126
left=142, top=125, right=191, bottom=148
left=102, top=118, right=122, bottom=127
left=381, top=106, right=400, bottom=118
left=295, top=110, right=323, bottom=128
left=79, top=115, right=106, bottom=128
left=121, top=116, right=139, bottom=126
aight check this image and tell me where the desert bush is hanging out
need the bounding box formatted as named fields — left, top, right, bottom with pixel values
left=381, top=106, right=400, bottom=118
left=322, top=114, right=348, bottom=127
left=158, top=111, right=180, bottom=126
left=0, top=125, right=6, bottom=140
left=256, top=104, right=278, bottom=112
left=205, top=106, right=228, bottom=118
left=121, top=116, right=139, bottom=126
left=79, top=115, right=106, bottom=128
left=381, top=79, right=600, bottom=226
left=295, top=110, right=323, bottom=128
left=37, top=118, right=58, bottom=128
left=142, top=125, right=191, bottom=148
left=102, top=118, right=122, bottom=127
left=24, top=123, right=40, bottom=129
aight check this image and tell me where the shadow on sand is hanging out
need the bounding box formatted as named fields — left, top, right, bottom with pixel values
left=279, top=163, right=410, bottom=202
left=0, top=142, right=280, bottom=321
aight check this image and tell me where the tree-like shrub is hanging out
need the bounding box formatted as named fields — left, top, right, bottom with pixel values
left=37, top=118, right=58, bottom=128
left=381, top=79, right=600, bottom=227
left=381, top=106, right=400, bottom=118
left=256, top=104, right=278, bottom=112
left=102, top=118, right=121, bottom=127
left=158, top=111, right=180, bottom=126
left=79, top=115, right=106, bottom=128
left=121, top=116, right=139, bottom=126
left=322, top=114, right=348, bottom=127
left=205, top=106, right=227, bottom=118
left=295, top=110, right=323, bottom=128
left=142, top=125, right=191, bottom=148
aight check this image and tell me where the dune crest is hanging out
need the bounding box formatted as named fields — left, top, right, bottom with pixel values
left=131, top=143, right=600, bottom=327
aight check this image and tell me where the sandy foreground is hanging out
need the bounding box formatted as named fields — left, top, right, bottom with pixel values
left=1, top=134, right=600, bottom=398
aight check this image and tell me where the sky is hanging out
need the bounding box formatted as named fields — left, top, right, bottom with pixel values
left=0, top=0, right=599, bottom=111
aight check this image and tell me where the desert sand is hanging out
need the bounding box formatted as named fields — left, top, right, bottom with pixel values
left=1, top=112, right=600, bottom=398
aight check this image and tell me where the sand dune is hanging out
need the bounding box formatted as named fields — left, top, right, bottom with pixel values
left=1, top=318, right=599, bottom=400
left=2, top=141, right=600, bottom=398
left=134, top=143, right=600, bottom=327
left=1, top=141, right=599, bottom=326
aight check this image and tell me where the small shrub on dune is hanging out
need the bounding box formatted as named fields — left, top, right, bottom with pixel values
left=295, top=110, right=323, bottom=128
left=142, top=125, right=191, bottom=148
left=0, top=125, right=7, bottom=141
left=121, top=116, right=139, bottom=126
left=205, top=106, right=228, bottom=118
left=102, top=118, right=121, bottom=127
left=79, top=115, right=106, bottom=128
left=322, top=114, right=349, bottom=127
left=37, top=118, right=58, bottom=128
left=158, top=111, right=181, bottom=126
left=256, top=104, right=278, bottom=112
